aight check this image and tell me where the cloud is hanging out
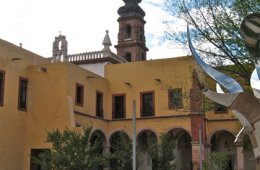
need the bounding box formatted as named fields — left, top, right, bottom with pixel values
left=142, top=0, right=188, bottom=59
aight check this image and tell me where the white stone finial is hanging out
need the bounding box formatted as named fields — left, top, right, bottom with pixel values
left=102, top=30, right=112, bottom=52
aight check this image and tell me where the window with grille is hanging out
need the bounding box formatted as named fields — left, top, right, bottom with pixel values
left=168, top=88, right=182, bottom=109
left=214, top=103, right=228, bottom=113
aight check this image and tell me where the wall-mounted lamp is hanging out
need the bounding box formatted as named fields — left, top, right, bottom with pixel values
left=124, top=82, right=131, bottom=86
left=37, top=67, right=47, bottom=73
left=75, top=121, right=81, bottom=127
left=87, top=76, right=96, bottom=79
left=12, top=57, right=21, bottom=61
left=154, top=78, right=161, bottom=83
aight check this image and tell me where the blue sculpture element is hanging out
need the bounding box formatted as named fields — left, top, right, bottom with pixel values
left=187, top=13, right=260, bottom=158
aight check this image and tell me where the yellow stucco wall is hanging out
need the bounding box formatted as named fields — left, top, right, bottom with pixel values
left=72, top=57, right=196, bottom=147
left=105, top=57, right=195, bottom=118
left=0, top=39, right=49, bottom=170
left=0, top=39, right=243, bottom=170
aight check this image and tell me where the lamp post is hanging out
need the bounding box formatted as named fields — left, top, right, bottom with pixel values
left=132, top=100, right=136, bottom=170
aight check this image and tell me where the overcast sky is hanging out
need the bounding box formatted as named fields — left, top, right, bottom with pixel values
left=0, top=0, right=188, bottom=59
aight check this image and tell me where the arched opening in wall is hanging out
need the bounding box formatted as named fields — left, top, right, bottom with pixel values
left=243, top=134, right=256, bottom=170
left=30, top=149, right=50, bottom=170
left=125, top=52, right=132, bottom=62
left=210, top=130, right=236, bottom=170
left=60, top=54, right=64, bottom=62
left=90, top=130, right=107, bottom=153
left=90, top=130, right=107, bottom=170
left=137, top=130, right=157, bottom=170
left=139, top=28, right=144, bottom=41
left=167, top=128, right=192, bottom=170
left=125, top=25, right=132, bottom=39
left=58, top=40, right=62, bottom=50
left=52, top=54, right=57, bottom=63
left=141, top=53, right=146, bottom=61
left=109, top=131, right=131, bottom=169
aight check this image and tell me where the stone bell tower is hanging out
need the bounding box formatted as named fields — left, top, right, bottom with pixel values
left=52, top=33, right=68, bottom=62
left=115, top=0, right=148, bottom=62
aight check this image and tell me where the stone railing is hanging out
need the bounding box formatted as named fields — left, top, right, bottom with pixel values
left=67, top=51, right=103, bottom=62
left=65, top=50, right=127, bottom=63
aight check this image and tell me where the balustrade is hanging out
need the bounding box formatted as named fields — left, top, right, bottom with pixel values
left=66, top=51, right=103, bottom=62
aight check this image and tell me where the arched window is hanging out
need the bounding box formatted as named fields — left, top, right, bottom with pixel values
left=140, top=33, right=143, bottom=41
left=126, top=25, right=131, bottom=39
left=125, top=52, right=132, bottom=62
left=140, top=28, right=144, bottom=40
left=58, top=40, right=62, bottom=50
left=141, top=53, right=146, bottom=60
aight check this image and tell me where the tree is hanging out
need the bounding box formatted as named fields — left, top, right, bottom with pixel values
left=32, top=126, right=106, bottom=170
left=164, top=0, right=259, bottom=84
left=203, top=152, right=230, bottom=170
left=107, top=132, right=132, bottom=170
left=148, top=132, right=177, bottom=170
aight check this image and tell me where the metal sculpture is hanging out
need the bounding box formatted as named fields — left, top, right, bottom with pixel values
left=187, top=13, right=260, bottom=158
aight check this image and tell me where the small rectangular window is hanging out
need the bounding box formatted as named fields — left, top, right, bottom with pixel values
left=214, top=103, right=228, bottom=114
left=18, top=77, right=28, bottom=111
left=141, top=91, right=155, bottom=117
left=0, top=70, right=5, bottom=106
left=75, top=83, right=84, bottom=106
left=96, top=91, right=103, bottom=118
left=113, top=94, right=125, bottom=119
left=168, top=88, right=182, bottom=109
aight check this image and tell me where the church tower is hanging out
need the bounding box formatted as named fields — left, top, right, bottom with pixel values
left=115, top=0, right=148, bottom=62
left=52, top=34, right=68, bottom=62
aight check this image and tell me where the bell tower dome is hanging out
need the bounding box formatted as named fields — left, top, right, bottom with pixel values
left=115, top=0, right=148, bottom=62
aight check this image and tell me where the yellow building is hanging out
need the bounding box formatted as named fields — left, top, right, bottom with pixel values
left=0, top=0, right=258, bottom=170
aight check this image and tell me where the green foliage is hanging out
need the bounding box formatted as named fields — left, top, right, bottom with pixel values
left=32, top=126, right=106, bottom=170
left=148, top=132, right=177, bottom=170
left=165, top=0, right=260, bottom=84
left=243, top=134, right=253, bottom=151
left=203, top=152, right=230, bottom=170
left=217, top=64, right=254, bottom=93
left=107, top=132, right=132, bottom=170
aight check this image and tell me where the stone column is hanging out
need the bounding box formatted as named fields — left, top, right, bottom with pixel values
left=256, top=158, right=260, bottom=170
left=103, top=144, right=110, bottom=170
left=191, top=142, right=205, bottom=170
left=236, top=142, right=245, bottom=170
left=190, top=116, right=206, bottom=170
left=190, top=114, right=206, bottom=170
left=191, top=142, right=200, bottom=170
left=190, top=70, right=205, bottom=170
